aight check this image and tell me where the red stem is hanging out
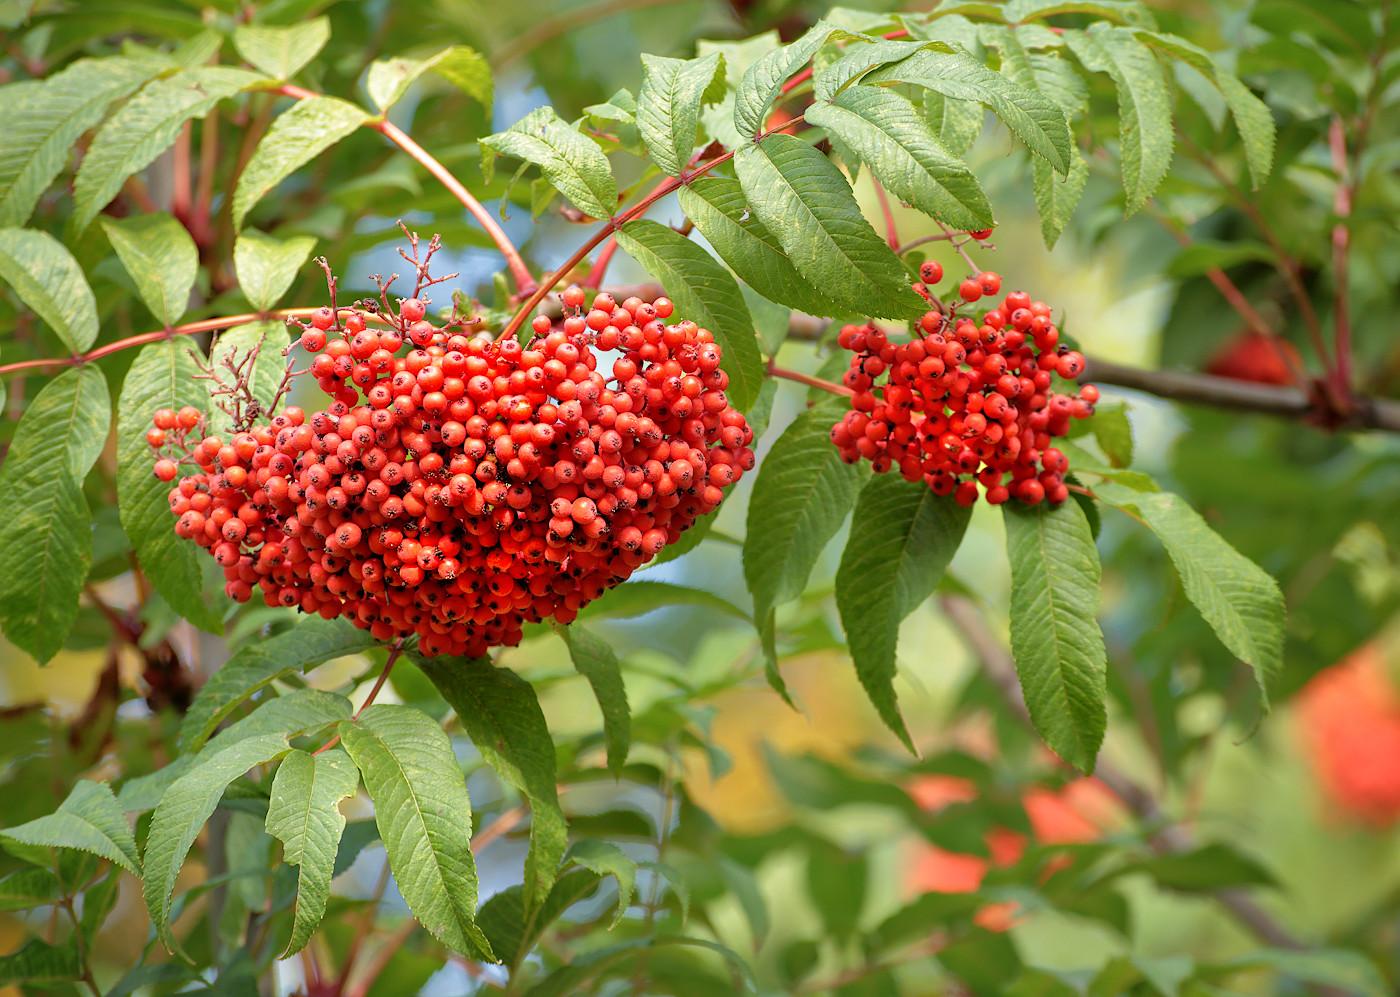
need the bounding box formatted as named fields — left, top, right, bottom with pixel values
left=582, top=235, right=620, bottom=289
left=872, top=179, right=900, bottom=250
left=1328, top=116, right=1352, bottom=395
left=768, top=363, right=851, bottom=396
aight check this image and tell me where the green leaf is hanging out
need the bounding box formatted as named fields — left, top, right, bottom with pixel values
left=697, top=31, right=781, bottom=150
left=805, top=85, right=994, bottom=230
left=478, top=869, right=603, bottom=971
left=733, top=19, right=837, bottom=139
left=0, top=366, right=110, bottom=663
left=637, top=860, right=691, bottom=924
left=339, top=704, right=493, bottom=960
left=0, top=939, right=81, bottom=988
left=206, top=688, right=351, bottom=753
left=923, top=89, right=983, bottom=157
left=207, top=321, right=292, bottom=434
left=567, top=840, right=635, bottom=928
left=73, top=67, right=267, bottom=232
left=1222, top=949, right=1389, bottom=997
left=0, top=227, right=100, bottom=352
left=144, top=734, right=292, bottom=958
left=744, top=395, right=869, bottom=634
left=104, top=964, right=199, bottom=997
left=0, top=868, right=58, bottom=911
left=1004, top=498, right=1107, bottom=772
left=1166, top=239, right=1275, bottom=277
left=614, top=218, right=764, bottom=412
left=836, top=477, right=972, bottom=751
left=367, top=45, right=492, bottom=113
left=180, top=616, right=378, bottom=752
left=233, top=95, right=368, bottom=229
left=734, top=135, right=923, bottom=319
left=233, top=228, right=317, bottom=311
left=1094, top=486, right=1284, bottom=704
left=1090, top=403, right=1133, bottom=467
left=1003, top=0, right=1157, bottom=26
left=579, top=579, right=747, bottom=622
left=678, top=177, right=838, bottom=318
left=637, top=52, right=723, bottom=177
left=265, top=748, right=359, bottom=956
left=1135, top=843, right=1276, bottom=893
left=0, top=56, right=164, bottom=227
left=560, top=625, right=631, bottom=777
left=99, top=213, right=198, bottom=326
left=0, top=781, right=140, bottom=877
left=414, top=657, right=565, bottom=913
left=482, top=106, right=616, bottom=220
left=1033, top=151, right=1089, bottom=248
left=814, top=38, right=952, bottom=103
left=1063, top=27, right=1172, bottom=214
left=232, top=18, right=329, bottom=80
left=116, top=339, right=223, bottom=633
left=866, top=48, right=1072, bottom=173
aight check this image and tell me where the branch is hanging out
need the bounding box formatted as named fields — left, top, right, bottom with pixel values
left=1329, top=116, right=1353, bottom=394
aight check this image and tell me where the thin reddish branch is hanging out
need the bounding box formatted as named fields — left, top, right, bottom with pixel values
left=768, top=363, right=851, bottom=396
left=582, top=234, right=620, bottom=289
left=872, top=179, right=900, bottom=250
left=1329, top=116, right=1353, bottom=394
left=171, top=122, right=192, bottom=223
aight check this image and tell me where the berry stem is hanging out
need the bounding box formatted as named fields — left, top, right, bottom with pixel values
left=275, top=85, right=538, bottom=297
left=938, top=221, right=981, bottom=275
left=895, top=231, right=963, bottom=253
left=767, top=363, right=852, bottom=396
left=873, top=179, right=900, bottom=251
left=353, top=641, right=402, bottom=721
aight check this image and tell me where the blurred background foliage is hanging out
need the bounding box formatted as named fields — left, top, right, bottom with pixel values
left=2, top=0, right=1399, bottom=995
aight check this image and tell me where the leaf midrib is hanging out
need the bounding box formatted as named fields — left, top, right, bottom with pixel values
left=1029, top=510, right=1091, bottom=757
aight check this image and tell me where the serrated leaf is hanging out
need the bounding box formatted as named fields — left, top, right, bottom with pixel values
left=144, top=733, right=292, bottom=959
left=923, top=89, right=983, bottom=157
left=0, top=939, right=81, bottom=987
left=0, top=366, right=109, bottom=663
left=637, top=860, right=691, bottom=924
left=207, top=321, right=291, bottom=434
left=678, top=177, right=839, bottom=318
left=414, top=657, right=565, bottom=913
left=367, top=45, right=492, bottom=113
left=478, top=869, right=603, bottom=971
left=559, top=625, right=630, bottom=776
left=117, top=757, right=195, bottom=814
left=836, top=477, right=972, bottom=752
left=116, top=339, right=223, bottom=632
left=233, top=95, right=368, bottom=229
left=1033, top=150, right=1088, bottom=248
left=1004, top=498, right=1107, bottom=772
left=234, top=228, right=317, bottom=311
left=697, top=31, right=781, bottom=150
left=578, top=579, right=747, bottom=622
left=1063, top=27, right=1172, bottom=214
left=1089, top=403, right=1133, bottom=467
left=0, top=781, right=140, bottom=878
left=481, top=106, right=616, bottom=220
left=584, top=88, right=637, bottom=124
left=1003, top=0, right=1157, bottom=26
left=100, top=212, right=197, bottom=326
left=180, top=616, right=379, bottom=752
left=866, top=48, right=1071, bottom=173
left=613, top=219, right=764, bottom=410
left=637, top=52, right=723, bottom=177
left=0, top=56, right=164, bottom=227
left=0, top=868, right=58, bottom=911
left=339, top=705, right=493, bottom=960
left=206, top=688, right=352, bottom=753
left=814, top=38, right=952, bottom=103
left=567, top=840, right=635, bottom=928
left=232, top=18, right=329, bottom=80
left=74, top=67, right=267, bottom=232
left=265, top=748, right=358, bottom=956
left=734, top=19, right=837, bottom=139
left=806, top=85, right=994, bottom=230
left=744, top=395, right=870, bottom=633
left=103, top=964, right=198, bottom=997
left=734, top=135, right=923, bottom=319
left=1095, top=485, right=1284, bottom=704
left=0, top=227, right=99, bottom=352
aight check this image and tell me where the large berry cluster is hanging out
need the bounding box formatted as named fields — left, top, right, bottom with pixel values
left=151, top=279, right=754, bottom=657
left=829, top=262, right=1099, bottom=506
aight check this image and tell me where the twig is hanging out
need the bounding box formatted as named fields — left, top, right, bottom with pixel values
left=767, top=362, right=851, bottom=396
left=873, top=179, right=900, bottom=250
left=1329, top=116, right=1353, bottom=395
left=582, top=235, right=620, bottom=289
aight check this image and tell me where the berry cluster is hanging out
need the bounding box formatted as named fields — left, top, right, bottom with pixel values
left=829, top=262, right=1099, bottom=506
left=151, top=270, right=754, bottom=657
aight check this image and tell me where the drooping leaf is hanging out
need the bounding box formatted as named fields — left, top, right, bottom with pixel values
left=805, top=85, right=994, bottom=230
left=813, top=38, right=952, bottom=103
left=1063, top=26, right=1173, bottom=214
left=232, top=18, right=330, bottom=80
left=1033, top=151, right=1089, bottom=248
left=99, top=212, right=198, bottom=326
left=567, top=840, right=636, bottom=928
left=836, top=477, right=972, bottom=751
left=922, top=88, right=984, bottom=157
left=264, top=748, right=359, bottom=956
left=1004, top=498, right=1107, bottom=772
left=232, top=95, right=368, bottom=229
left=613, top=219, right=764, bottom=410
left=637, top=52, right=723, bottom=177
left=0, top=939, right=82, bottom=988
left=734, top=135, right=923, bottom=318
left=144, top=734, right=293, bottom=959
left=678, top=177, right=839, bottom=318
left=0, top=365, right=110, bottom=663
left=180, top=616, right=379, bottom=752
left=477, top=869, right=603, bottom=971
left=0, top=781, right=140, bottom=877
left=744, top=395, right=869, bottom=643
left=366, top=45, right=492, bottom=113
left=1134, top=843, right=1276, bottom=893
left=579, top=579, right=747, bottom=622
left=0, top=227, right=100, bottom=352
left=205, top=688, right=351, bottom=753
left=73, top=67, right=267, bottom=232
left=414, top=657, right=566, bottom=913
left=733, top=19, right=837, bottom=139
left=233, top=229, right=317, bottom=312
left=559, top=625, right=630, bottom=777
left=1089, top=403, right=1133, bottom=467
left=338, top=704, right=493, bottom=960
left=116, top=338, right=223, bottom=633
left=0, top=56, right=165, bottom=227
left=481, top=106, right=617, bottom=220
left=1095, top=485, right=1284, bottom=704
left=1003, top=0, right=1157, bottom=27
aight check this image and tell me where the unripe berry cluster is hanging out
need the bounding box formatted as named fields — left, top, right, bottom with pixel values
left=151, top=281, right=754, bottom=657
left=829, top=265, right=1099, bottom=506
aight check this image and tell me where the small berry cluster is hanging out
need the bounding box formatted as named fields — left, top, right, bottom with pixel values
left=151, top=274, right=754, bottom=657
left=829, top=261, right=1099, bottom=506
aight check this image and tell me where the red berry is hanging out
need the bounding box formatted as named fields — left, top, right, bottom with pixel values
left=301, top=328, right=328, bottom=352
left=969, top=228, right=993, bottom=240
left=959, top=279, right=983, bottom=303
left=311, top=306, right=335, bottom=330
left=400, top=298, right=426, bottom=323
left=978, top=271, right=1002, bottom=295
left=562, top=285, right=586, bottom=310
left=920, top=260, right=944, bottom=284
left=154, top=459, right=178, bottom=481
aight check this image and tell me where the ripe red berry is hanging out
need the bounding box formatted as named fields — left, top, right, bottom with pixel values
left=919, top=260, right=944, bottom=285
left=959, top=280, right=983, bottom=303
left=562, top=285, right=586, bottom=310
left=969, top=228, right=993, bottom=240
left=153, top=458, right=178, bottom=481
left=978, top=271, right=1002, bottom=295
left=311, top=306, right=335, bottom=330
left=399, top=298, right=426, bottom=323
left=301, top=328, right=328, bottom=352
